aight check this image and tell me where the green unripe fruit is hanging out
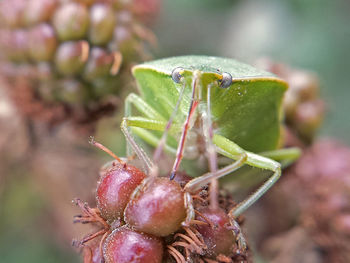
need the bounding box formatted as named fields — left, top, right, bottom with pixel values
left=74, top=0, right=95, bottom=6
left=0, top=0, right=26, bottom=28
left=53, top=2, right=89, bottom=41
left=29, top=24, right=57, bottom=62
left=83, top=47, right=114, bottom=80
left=56, top=78, right=88, bottom=104
left=37, top=80, right=57, bottom=102
left=110, top=0, right=133, bottom=10
left=109, top=25, right=138, bottom=60
left=55, top=41, right=88, bottom=76
left=0, top=0, right=157, bottom=129
left=89, top=4, right=116, bottom=45
left=91, top=77, right=116, bottom=98
left=24, top=0, right=57, bottom=26
left=9, top=30, right=29, bottom=61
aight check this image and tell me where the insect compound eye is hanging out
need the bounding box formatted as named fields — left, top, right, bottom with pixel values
left=171, top=67, right=185, bottom=83
left=220, top=72, right=232, bottom=89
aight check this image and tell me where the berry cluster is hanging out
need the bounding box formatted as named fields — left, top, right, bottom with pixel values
left=255, top=58, right=324, bottom=143
left=73, top=139, right=250, bottom=263
left=0, top=0, right=157, bottom=128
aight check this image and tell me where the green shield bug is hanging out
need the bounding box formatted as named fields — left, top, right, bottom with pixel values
left=121, top=55, right=301, bottom=217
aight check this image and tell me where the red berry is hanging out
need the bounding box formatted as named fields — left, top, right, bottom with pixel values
left=96, top=163, right=146, bottom=222
left=103, top=226, right=164, bottom=263
left=196, top=207, right=235, bottom=257
left=124, top=177, right=186, bottom=236
left=171, top=171, right=192, bottom=188
left=83, top=238, right=103, bottom=263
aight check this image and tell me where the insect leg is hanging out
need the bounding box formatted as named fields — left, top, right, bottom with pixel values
left=182, top=152, right=247, bottom=231
left=122, top=117, right=179, bottom=154
left=153, top=77, right=187, bottom=163
left=260, top=148, right=301, bottom=168
left=213, top=134, right=282, bottom=217
left=121, top=119, right=154, bottom=172
left=200, top=83, right=220, bottom=209
left=125, top=93, right=166, bottom=121
left=124, top=93, right=166, bottom=157
left=183, top=153, right=247, bottom=195
left=170, top=70, right=201, bottom=179
left=124, top=92, right=186, bottom=165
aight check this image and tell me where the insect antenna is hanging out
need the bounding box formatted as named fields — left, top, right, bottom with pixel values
left=153, top=67, right=186, bottom=163
left=204, top=83, right=219, bottom=209
left=170, top=70, right=200, bottom=180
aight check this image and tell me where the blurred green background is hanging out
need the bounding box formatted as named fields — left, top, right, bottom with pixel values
left=1, top=0, right=349, bottom=262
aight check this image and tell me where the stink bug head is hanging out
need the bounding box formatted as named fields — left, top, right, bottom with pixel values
left=132, top=55, right=288, bottom=153
left=123, top=55, right=300, bottom=218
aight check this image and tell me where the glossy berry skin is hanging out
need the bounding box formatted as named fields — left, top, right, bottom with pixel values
left=124, top=177, right=186, bottom=237
left=103, top=226, right=163, bottom=263
left=83, top=238, right=103, bottom=263
left=96, top=163, right=146, bottom=223
left=196, top=207, right=235, bottom=257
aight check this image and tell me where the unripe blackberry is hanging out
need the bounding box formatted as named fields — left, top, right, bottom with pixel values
left=28, top=24, right=57, bottom=62
left=52, top=2, right=89, bottom=41
left=89, top=4, right=116, bottom=45
left=24, top=0, right=58, bottom=26
left=0, top=0, right=157, bottom=131
left=261, top=139, right=350, bottom=263
left=96, top=162, right=146, bottom=223
left=103, top=226, right=164, bottom=263
left=55, top=41, right=88, bottom=76
left=83, top=237, right=104, bottom=263
left=0, top=0, right=26, bottom=28
left=255, top=58, right=325, bottom=143
left=124, top=177, right=187, bottom=237
left=7, top=30, right=29, bottom=62
left=196, top=207, right=235, bottom=257
left=56, top=78, right=88, bottom=105
left=83, top=47, right=116, bottom=81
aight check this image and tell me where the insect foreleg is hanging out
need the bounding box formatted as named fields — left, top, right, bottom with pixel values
left=123, top=117, right=178, bottom=155
left=183, top=153, right=247, bottom=195
left=124, top=93, right=166, bottom=157
left=121, top=118, right=154, bottom=172
left=125, top=93, right=166, bottom=121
